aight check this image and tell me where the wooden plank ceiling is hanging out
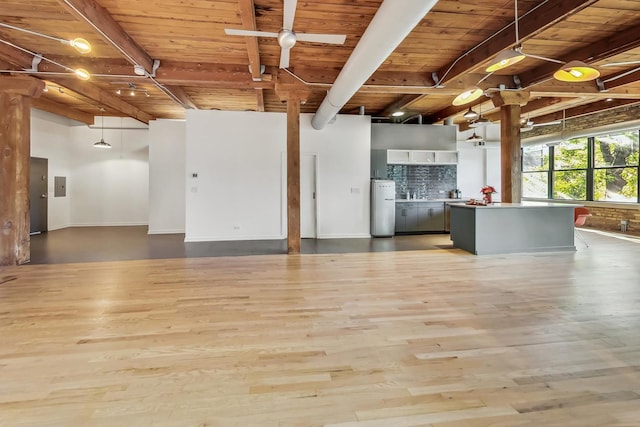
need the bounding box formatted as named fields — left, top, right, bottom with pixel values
left=0, top=0, right=639, bottom=127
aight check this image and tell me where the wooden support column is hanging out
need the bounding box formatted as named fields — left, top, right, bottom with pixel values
left=492, top=91, right=529, bottom=204
left=286, top=98, right=302, bottom=253
left=275, top=77, right=310, bottom=254
left=0, top=76, right=45, bottom=266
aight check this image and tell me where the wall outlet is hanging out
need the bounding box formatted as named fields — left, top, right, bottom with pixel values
left=350, top=187, right=360, bottom=194
left=233, top=225, right=240, bottom=230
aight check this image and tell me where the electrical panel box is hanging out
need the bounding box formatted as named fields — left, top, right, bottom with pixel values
left=54, top=176, right=66, bottom=197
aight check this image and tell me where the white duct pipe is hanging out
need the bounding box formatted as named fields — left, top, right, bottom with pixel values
left=311, top=0, right=438, bottom=130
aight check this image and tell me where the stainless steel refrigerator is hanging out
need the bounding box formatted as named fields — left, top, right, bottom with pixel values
left=371, top=180, right=396, bottom=237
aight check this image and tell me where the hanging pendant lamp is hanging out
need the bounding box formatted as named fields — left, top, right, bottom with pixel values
left=93, top=108, right=111, bottom=148
left=553, top=60, right=600, bottom=82
left=463, top=106, right=479, bottom=120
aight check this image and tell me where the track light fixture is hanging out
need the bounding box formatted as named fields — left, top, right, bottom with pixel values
left=0, top=23, right=91, bottom=54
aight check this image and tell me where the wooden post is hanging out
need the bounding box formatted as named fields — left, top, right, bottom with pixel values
left=0, top=76, right=45, bottom=266
left=286, top=97, right=301, bottom=254
left=500, top=104, right=522, bottom=203
left=275, top=76, right=310, bottom=254
left=493, top=91, right=529, bottom=204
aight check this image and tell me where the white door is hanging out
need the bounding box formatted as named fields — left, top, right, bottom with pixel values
left=301, top=153, right=317, bottom=238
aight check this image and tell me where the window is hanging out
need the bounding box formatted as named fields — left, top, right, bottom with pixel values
left=522, top=145, right=549, bottom=198
left=522, top=130, right=640, bottom=203
left=593, top=132, right=639, bottom=202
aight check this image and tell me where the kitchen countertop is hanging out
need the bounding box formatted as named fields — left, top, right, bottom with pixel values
left=396, top=198, right=466, bottom=203
left=451, top=202, right=580, bottom=209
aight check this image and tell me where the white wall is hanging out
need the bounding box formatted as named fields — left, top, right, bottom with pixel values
left=30, top=109, right=73, bottom=230
left=69, top=120, right=149, bottom=226
left=185, top=110, right=286, bottom=241
left=148, top=120, right=186, bottom=234
left=184, top=110, right=371, bottom=242
left=301, top=114, right=371, bottom=238
left=457, top=124, right=503, bottom=200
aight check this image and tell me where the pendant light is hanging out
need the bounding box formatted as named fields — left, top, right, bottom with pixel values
left=452, top=87, right=483, bottom=106
left=93, top=108, right=111, bottom=149
left=553, top=60, right=601, bottom=82
left=485, top=0, right=526, bottom=73
left=463, top=106, right=479, bottom=120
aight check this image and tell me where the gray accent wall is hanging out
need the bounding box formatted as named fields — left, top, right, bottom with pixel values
left=371, top=123, right=457, bottom=150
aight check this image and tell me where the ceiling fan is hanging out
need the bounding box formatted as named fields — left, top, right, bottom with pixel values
left=224, top=0, right=346, bottom=69
left=520, top=118, right=561, bottom=132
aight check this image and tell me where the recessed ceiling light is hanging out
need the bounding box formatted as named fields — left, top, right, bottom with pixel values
left=391, top=111, right=405, bottom=117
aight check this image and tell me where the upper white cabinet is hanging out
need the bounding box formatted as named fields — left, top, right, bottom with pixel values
left=387, top=149, right=457, bottom=165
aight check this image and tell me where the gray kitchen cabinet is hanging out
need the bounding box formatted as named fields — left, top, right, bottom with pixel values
left=395, top=203, right=419, bottom=232
left=396, top=202, right=445, bottom=233
left=370, top=149, right=388, bottom=179
left=418, top=203, right=445, bottom=231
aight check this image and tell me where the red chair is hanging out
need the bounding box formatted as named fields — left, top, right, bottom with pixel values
left=574, top=207, right=592, bottom=247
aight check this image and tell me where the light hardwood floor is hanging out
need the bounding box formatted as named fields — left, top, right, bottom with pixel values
left=1, top=230, right=640, bottom=426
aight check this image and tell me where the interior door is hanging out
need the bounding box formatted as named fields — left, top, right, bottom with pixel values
left=29, top=157, right=48, bottom=234
left=301, top=153, right=317, bottom=238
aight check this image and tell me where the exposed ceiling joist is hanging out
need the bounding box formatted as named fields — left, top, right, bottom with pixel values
left=53, top=77, right=153, bottom=123
left=57, top=0, right=197, bottom=110
left=32, top=97, right=94, bottom=124
left=526, top=99, right=640, bottom=126
left=0, top=41, right=152, bottom=123
left=237, top=0, right=262, bottom=82
left=56, top=0, right=154, bottom=73
left=165, top=85, right=198, bottom=110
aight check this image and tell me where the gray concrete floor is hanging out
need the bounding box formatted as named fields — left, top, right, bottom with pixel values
left=29, top=226, right=455, bottom=264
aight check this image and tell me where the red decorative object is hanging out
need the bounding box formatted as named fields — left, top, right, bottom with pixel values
left=481, top=185, right=497, bottom=204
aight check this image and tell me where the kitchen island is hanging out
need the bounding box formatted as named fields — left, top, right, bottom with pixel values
left=450, top=202, right=577, bottom=255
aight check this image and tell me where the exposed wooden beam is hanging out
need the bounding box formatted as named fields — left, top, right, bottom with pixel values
left=601, top=68, right=640, bottom=92
left=0, top=39, right=35, bottom=67
left=0, top=74, right=46, bottom=96
left=56, top=0, right=154, bottom=73
left=156, top=62, right=275, bottom=88
left=256, top=88, right=264, bottom=112
left=520, top=24, right=640, bottom=88
left=237, top=0, right=262, bottom=82
left=164, top=85, right=198, bottom=110
left=491, top=91, right=530, bottom=109
left=435, top=0, right=599, bottom=84
left=32, top=97, right=94, bottom=124
left=524, top=99, right=640, bottom=125
left=52, top=77, right=153, bottom=124
left=0, top=43, right=152, bottom=123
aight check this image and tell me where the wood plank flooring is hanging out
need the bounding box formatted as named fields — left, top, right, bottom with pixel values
left=1, top=231, right=640, bottom=426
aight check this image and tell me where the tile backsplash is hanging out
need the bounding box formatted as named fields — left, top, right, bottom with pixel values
left=387, top=164, right=457, bottom=199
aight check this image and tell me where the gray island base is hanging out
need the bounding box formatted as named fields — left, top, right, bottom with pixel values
left=450, top=202, right=578, bottom=255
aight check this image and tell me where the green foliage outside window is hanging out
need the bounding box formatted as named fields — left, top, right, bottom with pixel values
left=522, top=130, right=639, bottom=203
